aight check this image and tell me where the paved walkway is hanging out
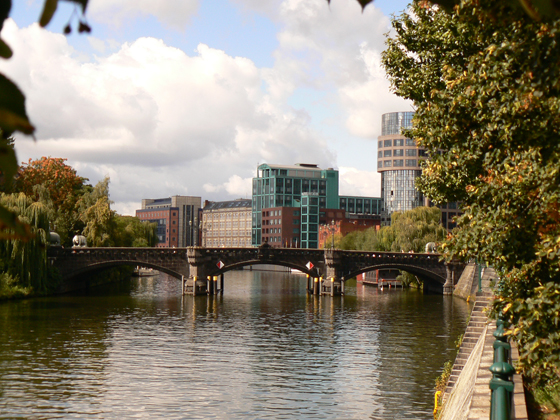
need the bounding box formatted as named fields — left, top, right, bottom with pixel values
left=441, top=266, right=528, bottom=419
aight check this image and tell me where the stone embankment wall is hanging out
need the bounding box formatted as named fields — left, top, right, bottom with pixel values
left=439, top=265, right=528, bottom=419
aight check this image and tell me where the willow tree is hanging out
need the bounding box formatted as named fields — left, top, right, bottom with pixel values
left=0, top=193, right=51, bottom=294
left=383, top=0, right=560, bottom=386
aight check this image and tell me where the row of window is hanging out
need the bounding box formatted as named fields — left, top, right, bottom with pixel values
left=204, top=230, right=251, bottom=237
left=203, top=212, right=251, bottom=220
left=263, top=210, right=282, bottom=216
left=378, top=149, right=419, bottom=157
left=378, top=138, right=416, bottom=148
left=263, top=228, right=282, bottom=234
left=379, top=160, right=419, bottom=168
left=206, top=239, right=252, bottom=246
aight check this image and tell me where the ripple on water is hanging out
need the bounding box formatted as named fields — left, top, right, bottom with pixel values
left=0, top=271, right=472, bottom=419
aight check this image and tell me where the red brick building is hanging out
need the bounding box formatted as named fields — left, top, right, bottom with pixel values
left=318, top=213, right=381, bottom=249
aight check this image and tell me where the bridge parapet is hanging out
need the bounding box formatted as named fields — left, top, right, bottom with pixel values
left=48, top=247, right=189, bottom=282
left=48, top=246, right=464, bottom=296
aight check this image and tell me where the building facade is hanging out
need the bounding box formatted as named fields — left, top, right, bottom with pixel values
left=377, top=111, right=426, bottom=224
left=251, top=163, right=339, bottom=246
left=318, top=213, right=380, bottom=249
left=378, top=111, right=462, bottom=229
left=252, top=163, right=382, bottom=248
left=201, top=199, right=252, bottom=247
left=136, top=196, right=201, bottom=247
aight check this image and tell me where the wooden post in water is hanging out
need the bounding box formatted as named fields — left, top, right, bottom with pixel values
left=213, top=276, right=218, bottom=295
left=331, top=277, right=335, bottom=297
left=313, top=277, right=319, bottom=295
left=341, top=277, right=345, bottom=295
left=182, top=275, right=185, bottom=296
left=220, top=274, right=224, bottom=295
left=206, top=276, right=212, bottom=295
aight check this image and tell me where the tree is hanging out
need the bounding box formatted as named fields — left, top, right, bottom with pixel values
left=383, top=0, right=560, bottom=386
left=15, top=157, right=88, bottom=245
left=336, top=207, right=447, bottom=287
left=0, top=193, right=53, bottom=294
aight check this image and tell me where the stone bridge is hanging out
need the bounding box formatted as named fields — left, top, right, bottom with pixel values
left=47, top=244, right=464, bottom=295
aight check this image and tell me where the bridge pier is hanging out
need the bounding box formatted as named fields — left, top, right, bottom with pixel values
left=443, top=263, right=458, bottom=295
left=321, top=277, right=343, bottom=296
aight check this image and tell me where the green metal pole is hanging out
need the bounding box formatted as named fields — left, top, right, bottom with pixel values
left=477, top=258, right=482, bottom=293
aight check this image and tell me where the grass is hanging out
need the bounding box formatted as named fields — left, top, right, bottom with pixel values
left=433, top=360, right=454, bottom=418
left=525, top=379, right=560, bottom=420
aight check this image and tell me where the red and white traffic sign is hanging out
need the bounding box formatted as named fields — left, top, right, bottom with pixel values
left=306, top=261, right=314, bottom=270
left=217, top=260, right=225, bottom=269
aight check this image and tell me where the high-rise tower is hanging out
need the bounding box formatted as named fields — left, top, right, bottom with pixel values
left=377, top=112, right=426, bottom=224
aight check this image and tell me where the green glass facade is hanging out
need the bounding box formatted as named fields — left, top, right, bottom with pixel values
left=252, top=163, right=339, bottom=246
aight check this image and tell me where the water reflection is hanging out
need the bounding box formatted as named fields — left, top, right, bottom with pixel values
left=0, top=270, right=471, bottom=419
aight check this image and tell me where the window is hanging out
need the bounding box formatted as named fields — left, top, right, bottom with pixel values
left=384, top=160, right=392, bottom=167
left=405, top=159, right=417, bottom=167
left=384, top=139, right=392, bottom=147
left=405, top=149, right=417, bottom=156
left=418, top=149, right=428, bottom=157
left=406, top=138, right=415, bottom=146
left=378, top=140, right=383, bottom=148
left=384, top=150, right=392, bottom=157
left=378, top=151, right=382, bottom=158
left=393, top=139, right=404, bottom=146
left=393, top=149, right=404, bottom=156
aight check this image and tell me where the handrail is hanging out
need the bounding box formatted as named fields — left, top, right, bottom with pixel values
left=489, top=318, right=515, bottom=420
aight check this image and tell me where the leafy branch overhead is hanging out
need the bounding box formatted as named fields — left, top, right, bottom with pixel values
left=342, top=0, right=560, bottom=20
left=0, top=0, right=90, bottom=239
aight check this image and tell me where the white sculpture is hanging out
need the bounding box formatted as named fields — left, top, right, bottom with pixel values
left=72, top=235, right=87, bottom=247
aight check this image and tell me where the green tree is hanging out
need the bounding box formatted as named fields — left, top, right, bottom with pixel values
left=112, top=215, right=158, bottom=247
left=15, top=157, right=88, bottom=246
left=383, top=0, right=560, bottom=386
left=0, top=193, right=54, bottom=296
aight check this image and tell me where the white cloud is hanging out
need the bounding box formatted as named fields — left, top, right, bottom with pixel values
left=268, top=0, right=412, bottom=137
left=1, top=19, right=336, bottom=215
left=338, top=167, right=381, bottom=197
left=89, top=0, right=199, bottom=30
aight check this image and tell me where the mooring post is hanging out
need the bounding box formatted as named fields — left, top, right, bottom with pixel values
left=313, top=277, right=319, bottom=295
left=331, top=277, right=335, bottom=297
left=181, top=275, right=185, bottom=296
left=213, top=276, right=218, bottom=295
left=220, top=274, right=224, bottom=295
left=341, top=277, right=345, bottom=295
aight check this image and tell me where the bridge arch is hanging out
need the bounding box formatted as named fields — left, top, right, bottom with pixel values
left=209, top=260, right=319, bottom=278
left=63, top=260, right=186, bottom=281
left=345, top=263, right=446, bottom=285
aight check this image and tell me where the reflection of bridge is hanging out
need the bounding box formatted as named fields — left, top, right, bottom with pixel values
left=47, top=244, right=464, bottom=295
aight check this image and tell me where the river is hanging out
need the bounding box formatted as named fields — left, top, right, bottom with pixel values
left=0, top=270, right=471, bottom=419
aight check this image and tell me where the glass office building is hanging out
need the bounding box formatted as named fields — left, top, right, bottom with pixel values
left=377, top=112, right=425, bottom=223
left=252, top=163, right=339, bottom=246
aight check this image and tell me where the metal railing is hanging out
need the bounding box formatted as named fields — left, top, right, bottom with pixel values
left=489, top=318, right=515, bottom=420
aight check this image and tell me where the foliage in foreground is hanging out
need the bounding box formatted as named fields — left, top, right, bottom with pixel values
left=383, top=0, right=560, bottom=386
left=0, top=193, right=56, bottom=295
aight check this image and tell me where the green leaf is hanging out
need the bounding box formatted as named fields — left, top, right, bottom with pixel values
left=0, top=37, right=12, bottom=58
left=0, top=0, right=12, bottom=31
left=0, top=136, right=17, bottom=190
left=39, top=0, right=58, bottom=27
left=62, top=0, right=88, bottom=13
left=0, top=73, right=35, bottom=136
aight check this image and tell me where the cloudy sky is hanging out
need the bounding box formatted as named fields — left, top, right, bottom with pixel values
left=2, top=0, right=412, bottom=215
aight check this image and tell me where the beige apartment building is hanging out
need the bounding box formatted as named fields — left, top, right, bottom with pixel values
left=201, top=199, right=252, bottom=247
